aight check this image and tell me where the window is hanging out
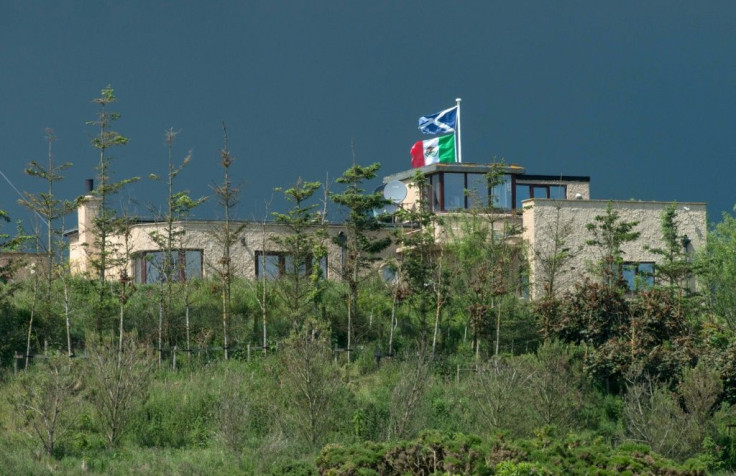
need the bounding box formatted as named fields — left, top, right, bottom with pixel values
left=134, top=249, right=203, bottom=284
left=255, top=251, right=327, bottom=280
left=426, top=172, right=512, bottom=211
left=468, top=174, right=490, bottom=209
left=425, top=172, right=568, bottom=211
left=443, top=173, right=465, bottom=210
left=492, top=175, right=512, bottom=209
left=622, top=262, right=654, bottom=291
left=514, top=183, right=567, bottom=208
left=429, top=174, right=442, bottom=210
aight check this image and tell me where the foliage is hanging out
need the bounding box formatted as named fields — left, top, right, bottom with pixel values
left=209, top=122, right=246, bottom=360
left=543, top=280, right=700, bottom=391
left=317, top=430, right=701, bottom=475
left=11, top=352, right=81, bottom=456
left=271, top=178, right=327, bottom=326
left=585, top=202, right=640, bottom=291
left=274, top=318, right=346, bottom=449
left=700, top=208, right=736, bottom=330
left=393, top=170, right=448, bottom=353
left=329, top=156, right=391, bottom=362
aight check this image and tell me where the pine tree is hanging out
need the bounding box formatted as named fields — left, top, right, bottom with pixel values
left=86, top=86, right=138, bottom=336
left=329, top=150, right=390, bottom=364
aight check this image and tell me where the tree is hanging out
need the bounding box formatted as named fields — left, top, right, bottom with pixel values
left=530, top=202, right=576, bottom=300
left=468, top=356, right=533, bottom=437
left=387, top=350, right=432, bottom=440
left=394, top=171, right=448, bottom=354
left=548, top=283, right=698, bottom=390
left=86, top=86, right=138, bottom=336
left=12, top=352, right=80, bottom=456
left=329, top=152, right=390, bottom=363
left=275, top=318, right=343, bottom=448
left=646, top=203, right=700, bottom=315
left=85, top=333, right=153, bottom=447
left=585, top=202, right=640, bottom=292
left=270, top=178, right=326, bottom=327
left=525, top=341, right=586, bottom=434
left=148, top=128, right=205, bottom=365
left=447, top=164, right=523, bottom=359
left=19, top=129, right=78, bottom=357
left=210, top=123, right=245, bottom=360
left=699, top=208, right=736, bottom=329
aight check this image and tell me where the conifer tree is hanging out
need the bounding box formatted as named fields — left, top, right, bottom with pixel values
left=585, top=202, right=640, bottom=292
left=19, top=129, right=77, bottom=357
left=148, top=129, right=205, bottom=365
left=86, top=86, right=138, bottom=336
left=646, top=203, right=699, bottom=311
left=329, top=150, right=390, bottom=363
left=211, top=123, right=245, bottom=360
left=271, top=178, right=326, bottom=327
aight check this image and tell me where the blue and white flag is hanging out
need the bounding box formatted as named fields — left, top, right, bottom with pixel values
left=418, top=106, right=457, bottom=135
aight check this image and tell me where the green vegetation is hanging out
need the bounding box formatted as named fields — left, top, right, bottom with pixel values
left=4, top=88, right=736, bottom=474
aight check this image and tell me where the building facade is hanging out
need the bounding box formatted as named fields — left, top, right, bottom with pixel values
left=66, top=162, right=708, bottom=300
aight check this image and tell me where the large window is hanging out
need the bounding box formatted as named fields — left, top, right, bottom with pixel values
left=426, top=172, right=568, bottom=212
left=427, top=172, right=511, bottom=211
left=255, top=251, right=328, bottom=280
left=622, top=262, right=654, bottom=291
left=134, top=249, right=203, bottom=284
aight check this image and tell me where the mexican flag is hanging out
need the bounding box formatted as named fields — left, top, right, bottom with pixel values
left=411, top=134, right=455, bottom=168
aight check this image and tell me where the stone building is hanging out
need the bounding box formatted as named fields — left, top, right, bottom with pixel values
left=67, top=194, right=354, bottom=284
left=382, top=162, right=707, bottom=300
left=66, top=161, right=707, bottom=300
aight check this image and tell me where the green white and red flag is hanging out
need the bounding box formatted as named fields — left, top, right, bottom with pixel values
left=410, top=134, right=456, bottom=168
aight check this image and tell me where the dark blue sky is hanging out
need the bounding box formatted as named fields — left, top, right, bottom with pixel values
left=1, top=1, right=735, bottom=231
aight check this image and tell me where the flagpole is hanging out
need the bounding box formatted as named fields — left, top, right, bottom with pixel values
left=455, top=98, right=462, bottom=163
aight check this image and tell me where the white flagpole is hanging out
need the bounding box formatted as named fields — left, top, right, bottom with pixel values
left=455, top=98, right=462, bottom=163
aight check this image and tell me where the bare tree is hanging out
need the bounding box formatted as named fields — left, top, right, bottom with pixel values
left=387, top=349, right=431, bottom=440
left=85, top=333, right=153, bottom=447
left=276, top=318, right=342, bottom=448
left=468, top=357, right=533, bottom=436
left=13, top=352, right=81, bottom=456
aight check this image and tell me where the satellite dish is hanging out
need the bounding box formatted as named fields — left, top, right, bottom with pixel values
left=384, top=181, right=407, bottom=204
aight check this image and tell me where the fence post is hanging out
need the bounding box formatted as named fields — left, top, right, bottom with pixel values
left=172, top=345, right=177, bottom=371
left=247, top=343, right=251, bottom=362
left=456, top=364, right=460, bottom=384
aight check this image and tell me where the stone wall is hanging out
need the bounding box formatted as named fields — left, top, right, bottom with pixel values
left=522, top=199, right=707, bottom=299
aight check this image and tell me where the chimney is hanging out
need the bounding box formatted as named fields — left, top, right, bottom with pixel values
left=85, top=178, right=94, bottom=194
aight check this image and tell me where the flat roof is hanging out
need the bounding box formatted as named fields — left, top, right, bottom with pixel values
left=383, top=162, right=526, bottom=183
left=382, top=162, right=589, bottom=184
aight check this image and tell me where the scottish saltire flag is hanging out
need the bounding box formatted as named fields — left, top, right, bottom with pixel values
left=418, top=106, right=457, bottom=134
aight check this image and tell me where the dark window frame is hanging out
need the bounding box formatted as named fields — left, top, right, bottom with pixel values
left=512, top=180, right=567, bottom=209
left=255, top=250, right=328, bottom=280
left=622, top=261, right=655, bottom=291
left=426, top=172, right=569, bottom=212
left=427, top=171, right=493, bottom=212
left=134, top=249, right=203, bottom=284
